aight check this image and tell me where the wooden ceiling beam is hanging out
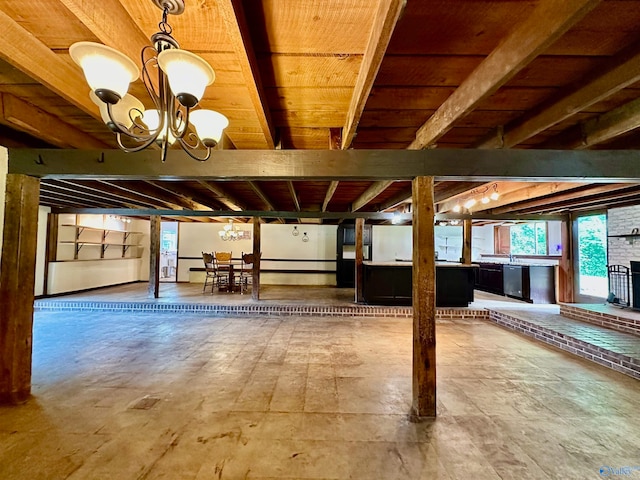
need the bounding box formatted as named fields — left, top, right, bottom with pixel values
left=341, top=0, right=406, bottom=149
left=248, top=181, right=284, bottom=223
left=287, top=181, right=301, bottom=212
left=491, top=183, right=633, bottom=214
left=378, top=188, right=411, bottom=212
left=40, top=185, right=117, bottom=208
left=437, top=181, right=541, bottom=213
left=0, top=8, right=98, bottom=118
left=322, top=181, right=339, bottom=212
left=43, top=180, right=140, bottom=208
left=351, top=180, right=394, bottom=212
left=408, top=0, right=600, bottom=150
left=0, top=93, right=108, bottom=149
left=543, top=96, right=640, bottom=149
left=97, top=180, right=188, bottom=211
left=477, top=37, right=640, bottom=149
left=145, top=181, right=215, bottom=211
left=248, top=181, right=276, bottom=210
left=57, top=0, right=149, bottom=69
left=434, top=182, right=486, bottom=204
left=197, top=181, right=246, bottom=211
left=14, top=148, right=640, bottom=182
left=70, top=180, right=181, bottom=210
left=217, top=0, right=275, bottom=149
left=467, top=182, right=587, bottom=213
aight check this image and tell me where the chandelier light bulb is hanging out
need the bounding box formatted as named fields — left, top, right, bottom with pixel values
left=91, top=91, right=144, bottom=130
left=453, top=204, right=461, bottom=213
left=463, top=198, right=476, bottom=209
left=481, top=196, right=490, bottom=204
left=490, top=192, right=500, bottom=201
left=292, top=226, right=300, bottom=236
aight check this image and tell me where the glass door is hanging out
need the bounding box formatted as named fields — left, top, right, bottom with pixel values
left=574, top=213, right=608, bottom=301
left=160, top=221, right=178, bottom=282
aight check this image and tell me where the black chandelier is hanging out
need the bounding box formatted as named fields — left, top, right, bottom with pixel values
left=70, top=0, right=228, bottom=162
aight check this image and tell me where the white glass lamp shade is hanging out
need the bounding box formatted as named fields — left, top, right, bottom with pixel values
left=157, top=49, right=215, bottom=108
left=142, top=109, right=181, bottom=145
left=189, top=109, right=229, bottom=147
left=70, top=42, right=139, bottom=102
left=90, top=91, right=143, bottom=129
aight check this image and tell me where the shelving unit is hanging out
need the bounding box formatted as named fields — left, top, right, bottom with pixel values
left=608, top=234, right=640, bottom=245
left=60, top=224, right=143, bottom=260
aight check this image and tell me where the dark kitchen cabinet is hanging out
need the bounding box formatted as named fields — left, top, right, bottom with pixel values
left=475, top=263, right=504, bottom=295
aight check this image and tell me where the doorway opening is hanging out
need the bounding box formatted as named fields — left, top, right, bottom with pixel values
left=160, top=222, right=178, bottom=282
left=574, top=213, right=608, bottom=301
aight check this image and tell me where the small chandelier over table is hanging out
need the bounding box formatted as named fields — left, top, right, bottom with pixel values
left=219, top=220, right=242, bottom=241
left=70, top=0, right=228, bottom=162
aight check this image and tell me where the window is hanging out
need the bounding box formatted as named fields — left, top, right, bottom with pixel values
left=510, top=222, right=547, bottom=255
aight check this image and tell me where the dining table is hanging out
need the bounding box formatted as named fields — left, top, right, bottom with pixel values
left=216, top=259, right=245, bottom=293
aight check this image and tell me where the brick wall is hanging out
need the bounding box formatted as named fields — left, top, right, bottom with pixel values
left=608, top=205, right=640, bottom=267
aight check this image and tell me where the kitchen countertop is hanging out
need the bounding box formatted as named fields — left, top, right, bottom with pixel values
left=363, top=261, right=478, bottom=268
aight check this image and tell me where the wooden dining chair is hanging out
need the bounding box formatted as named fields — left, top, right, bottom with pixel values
left=238, top=252, right=261, bottom=293
left=202, top=252, right=217, bottom=293
left=214, top=251, right=233, bottom=289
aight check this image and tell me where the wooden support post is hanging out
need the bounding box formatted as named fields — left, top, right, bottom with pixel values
left=411, top=176, right=436, bottom=418
left=148, top=215, right=160, bottom=299
left=252, top=217, right=261, bottom=300
left=0, top=174, right=40, bottom=404
left=42, top=212, right=59, bottom=296
left=462, top=218, right=472, bottom=264
left=558, top=217, right=574, bottom=302
left=355, top=218, right=364, bottom=303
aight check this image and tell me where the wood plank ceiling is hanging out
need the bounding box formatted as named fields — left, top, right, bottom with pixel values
left=2, top=0, right=640, bottom=223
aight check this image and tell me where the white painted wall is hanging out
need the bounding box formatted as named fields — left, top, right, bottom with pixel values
left=34, top=206, right=50, bottom=296
left=177, top=222, right=338, bottom=285
left=547, top=221, right=563, bottom=256
left=435, top=225, right=463, bottom=261
left=372, top=225, right=412, bottom=261
left=471, top=224, right=495, bottom=261
left=45, top=213, right=149, bottom=295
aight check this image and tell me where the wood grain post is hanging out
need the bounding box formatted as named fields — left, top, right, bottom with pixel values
left=355, top=218, right=364, bottom=303
left=411, top=176, right=437, bottom=418
left=252, top=217, right=261, bottom=300
left=148, top=215, right=160, bottom=299
left=462, top=218, right=472, bottom=264
left=558, top=216, right=574, bottom=302
left=42, top=212, right=59, bottom=296
left=0, top=174, right=40, bottom=404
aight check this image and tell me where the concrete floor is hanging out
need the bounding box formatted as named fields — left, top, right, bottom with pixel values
left=1, top=310, right=639, bottom=479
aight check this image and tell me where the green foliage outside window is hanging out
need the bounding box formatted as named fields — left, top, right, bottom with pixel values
left=510, top=223, right=546, bottom=255
left=577, top=215, right=607, bottom=277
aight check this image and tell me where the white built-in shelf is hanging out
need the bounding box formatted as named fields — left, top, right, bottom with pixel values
left=59, top=224, right=143, bottom=260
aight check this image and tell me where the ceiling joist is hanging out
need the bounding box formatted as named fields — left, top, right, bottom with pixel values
left=341, top=0, right=406, bottom=149
left=409, top=0, right=600, bottom=150
left=0, top=8, right=98, bottom=118
left=217, top=0, right=275, bottom=149
left=477, top=37, right=640, bottom=148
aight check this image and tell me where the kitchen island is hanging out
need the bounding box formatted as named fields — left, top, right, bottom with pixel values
left=362, top=261, right=477, bottom=307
